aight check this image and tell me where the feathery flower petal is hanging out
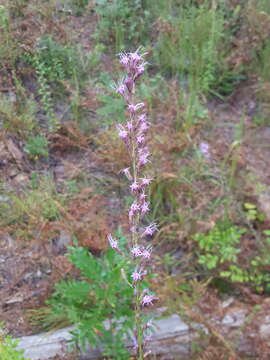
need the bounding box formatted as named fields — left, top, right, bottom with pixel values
left=130, top=181, right=140, bottom=192
left=116, top=124, right=128, bottom=140
left=121, top=167, right=132, bottom=181
left=132, top=271, right=142, bottom=282
left=131, top=246, right=142, bottom=257
left=142, top=223, right=157, bottom=237
left=107, top=234, right=118, bottom=249
left=128, top=102, right=144, bottom=114
left=141, top=294, right=158, bottom=307
left=129, top=201, right=140, bottom=220
left=141, top=201, right=150, bottom=215
left=116, top=83, right=126, bottom=96
left=140, top=177, right=153, bottom=187
left=139, top=191, right=147, bottom=201
left=141, top=247, right=152, bottom=260
left=136, top=134, right=145, bottom=145
left=138, top=114, right=147, bottom=123
left=119, top=52, right=130, bottom=67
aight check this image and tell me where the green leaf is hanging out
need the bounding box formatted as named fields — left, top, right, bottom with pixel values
left=244, top=202, right=256, bottom=210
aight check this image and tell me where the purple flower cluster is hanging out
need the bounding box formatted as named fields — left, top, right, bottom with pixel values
left=107, top=49, right=158, bottom=359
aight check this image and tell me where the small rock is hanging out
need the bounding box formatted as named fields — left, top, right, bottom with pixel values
left=260, top=324, right=270, bottom=340
left=56, top=230, right=72, bottom=249
left=36, top=269, right=42, bottom=278
left=221, top=297, right=234, bottom=309
left=13, top=173, right=29, bottom=186
left=222, top=308, right=248, bottom=327
left=5, top=294, right=24, bottom=305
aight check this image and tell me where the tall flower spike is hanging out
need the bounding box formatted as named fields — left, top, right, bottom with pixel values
left=115, top=48, right=157, bottom=359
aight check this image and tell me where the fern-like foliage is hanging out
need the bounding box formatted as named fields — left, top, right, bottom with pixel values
left=47, top=235, right=134, bottom=359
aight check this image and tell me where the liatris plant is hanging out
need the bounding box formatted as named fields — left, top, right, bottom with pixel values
left=108, top=49, right=158, bottom=359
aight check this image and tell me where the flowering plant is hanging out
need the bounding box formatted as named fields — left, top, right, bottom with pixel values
left=108, top=48, right=158, bottom=359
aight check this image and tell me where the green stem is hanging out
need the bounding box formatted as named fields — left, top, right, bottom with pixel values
left=129, top=88, right=144, bottom=359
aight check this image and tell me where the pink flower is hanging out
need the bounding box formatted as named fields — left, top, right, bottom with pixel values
left=116, top=83, right=126, bottom=96
left=121, top=167, right=132, bottom=181
left=142, top=247, right=152, bottom=260
left=107, top=234, right=118, bottom=250
left=141, top=201, right=150, bottom=215
left=116, top=124, right=128, bottom=140
left=141, top=294, right=158, bottom=307
left=138, top=121, right=149, bottom=134
left=130, top=181, right=140, bottom=193
left=138, top=148, right=150, bottom=167
left=127, top=120, right=133, bottom=131
left=139, top=191, right=147, bottom=201
left=132, top=271, right=142, bottom=283
left=142, top=223, right=157, bottom=237
left=130, top=51, right=142, bottom=65
left=128, top=102, right=144, bottom=114
left=140, top=177, right=153, bottom=187
left=136, top=134, right=145, bottom=145
left=138, top=146, right=149, bottom=154
left=130, top=225, right=137, bottom=233
left=138, top=114, right=147, bottom=123
left=129, top=201, right=140, bottom=220
left=131, top=246, right=142, bottom=257
left=139, top=155, right=149, bottom=167
left=119, top=52, right=130, bottom=67
left=135, top=64, right=145, bottom=78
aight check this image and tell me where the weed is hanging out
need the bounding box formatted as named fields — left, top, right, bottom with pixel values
left=149, top=175, right=180, bottom=226
left=58, top=0, right=89, bottom=16
left=24, top=135, right=49, bottom=160
left=23, top=36, right=78, bottom=131
left=0, top=324, right=29, bottom=360
left=96, top=72, right=126, bottom=127
left=93, top=0, right=151, bottom=51
left=0, top=94, right=38, bottom=136
left=195, top=221, right=245, bottom=273
left=0, top=4, right=19, bottom=66
left=32, top=53, right=58, bottom=132
left=34, top=36, right=77, bottom=82
left=195, top=221, right=270, bottom=292
left=243, top=202, right=265, bottom=223
left=154, top=3, right=226, bottom=96
left=0, top=175, right=61, bottom=239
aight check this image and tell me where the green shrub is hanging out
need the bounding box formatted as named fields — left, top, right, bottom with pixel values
left=0, top=94, right=38, bottom=136
left=24, top=135, right=49, bottom=160
left=154, top=3, right=226, bottom=96
left=195, top=222, right=270, bottom=292
left=93, top=0, right=151, bottom=51
left=0, top=175, right=61, bottom=230
left=0, top=327, right=29, bottom=360
left=58, top=0, right=89, bottom=16
left=195, top=222, right=245, bottom=274
left=45, top=234, right=134, bottom=358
